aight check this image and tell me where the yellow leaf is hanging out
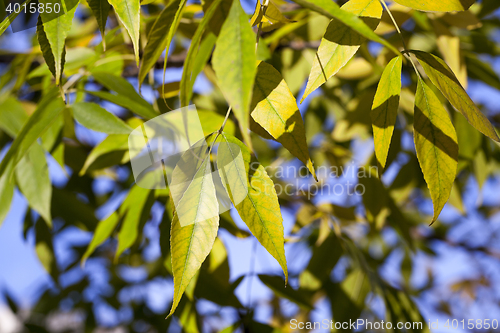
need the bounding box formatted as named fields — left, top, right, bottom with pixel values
left=432, top=20, right=467, bottom=88
left=413, top=51, right=500, bottom=142
left=264, top=0, right=295, bottom=24
left=371, top=56, right=402, bottom=169
left=414, top=79, right=458, bottom=224
left=301, top=0, right=382, bottom=102
left=168, top=139, right=219, bottom=316
left=251, top=61, right=316, bottom=179
left=250, top=0, right=264, bottom=26
left=217, top=134, right=288, bottom=284
left=393, top=0, right=475, bottom=12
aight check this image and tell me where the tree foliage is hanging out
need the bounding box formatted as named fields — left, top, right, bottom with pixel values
left=1, top=0, right=500, bottom=332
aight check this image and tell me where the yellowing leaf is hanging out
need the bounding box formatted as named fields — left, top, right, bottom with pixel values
left=217, top=134, right=288, bottom=283
left=81, top=212, right=119, bottom=265
left=108, top=0, right=140, bottom=65
left=37, top=0, right=78, bottom=85
left=139, top=0, right=185, bottom=86
left=371, top=56, right=402, bottom=169
left=393, top=0, right=475, bottom=12
left=301, top=0, right=382, bottom=102
left=168, top=140, right=219, bottom=316
left=413, top=51, right=500, bottom=142
left=264, top=0, right=295, bottom=24
left=414, top=79, right=458, bottom=224
left=15, top=143, right=52, bottom=227
left=291, top=0, right=399, bottom=55
left=87, top=0, right=110, bottom=47
left=180, top=0, right=223, bottom=107
left=212, top=0, right=257, bottom=150
left=251, top=61, right=316, bottom=179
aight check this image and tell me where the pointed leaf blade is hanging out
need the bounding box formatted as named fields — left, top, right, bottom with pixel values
left=108, top=0, right=141, bottom=65
left=251, top=61, right=316, bottom=179
left=301, top=0, right=382, bottom=102
left=414, top=79, right=458, bottom=224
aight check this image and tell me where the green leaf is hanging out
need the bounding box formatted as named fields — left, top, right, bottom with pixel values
left=212, top=0, right=257, bottom=150
left=15, top=143, right=52, bottom=227
left=81, top=211, right=119, bottom=264
left=371, top=56, right=402, bottom=169
left=115, top=187, right=154, bottom=258
left=414, top=79, right=458, bottom=224
left=413, top=51, right=500, bottom=142
left=87, top=0, right=110, bottom=46
left=264, top=1, right=295, bottom=24
left=0, top=97, right=28, bottom=138
left=108, top=0, right=140, bottom=65
left=217, top=134, right=288, bottom=283
left=37, top=0, right=78, bottom=85
left=71, top=102, right=132, bottom=134
left=139, top=0, right=185, bottom=87
left=0, top=88, right=64, bottom=179
left=291, top=0, right=400, bottom=56
left=301, top=0, right=382, bottom=102
left=0, top=0, right=31, bottom=37
left=180, top=0, right=224, bottom=107
left=251, top=61, right=316, bottom=179
left=168, top=138, right=220, bottom=316
left=90, top=71, right=158, bottom=119
left=393, top=0, right=474, bottom=12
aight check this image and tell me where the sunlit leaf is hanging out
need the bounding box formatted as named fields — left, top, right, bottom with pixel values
left=393, top=0, right=475, bottom=12
left=251, top=61, right=316, bottom=179
left=371, top=56, right=402, bottom=169
left=212, top=0, right=256, bottom=150
left=139, top=0, right=184, bottom=86
left=414, top=79, right=458, bottom=224
left=87, top=0, right=110, bottom=47
left=15, top=143, right=52, bottom=227
left=217, top=134, right=288, bottom=283
left=180, top=0, right=223, bottom=107
left=37, top=0, right=78, bottom=85
left=413, top=50, right=500, bottom=142
left=301, top=0, right=383, bottom=102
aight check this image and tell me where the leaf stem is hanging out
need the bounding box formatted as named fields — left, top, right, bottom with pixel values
left=207, top=106, right=232, bottom=156
left=379, top=0, right=421, bottom=78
